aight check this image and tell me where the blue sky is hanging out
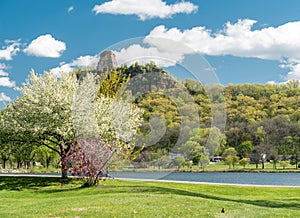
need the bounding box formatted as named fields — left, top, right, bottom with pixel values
left=1, top=0, right=300, bottom=104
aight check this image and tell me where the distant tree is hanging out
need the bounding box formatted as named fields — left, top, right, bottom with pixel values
left=283, top=135, right=300, bottom=169
left=178, top=127, right=225, bottom=161
left=268, top=147, right=279, bottom=169
left=225, top=156, right=239, bottom=169
left=239, top=158, right=249, bottom=169
left=11, top=142, right=34, bottom=169
left=206, top=127, right=226, bottom=157
left=154, top=155, right=171, bottom=169
left=223, top=147, right=237, bottom=157
left=279, top=160, right=289, bottom=170
left=30, top=146, right=58, bottom=168
left=97, top=67, right=130, bottom=98
left=133, top=149, right=152, bottom=168
left=198, top=154, right=210, bottom=170
left=178, top=140, right=204, bottom=161
left=237, top=141, right=253, bottom=158
left=184, top=79, right=205, bottom=95
left=223, top=147, right=239, bottom=169
left=225, top=122, right=249, bottom=149
left=286, top=80, right=300, bottom=89
left=0, top=142, right=11, bottom=169
left=250, top=146, right=261, bottom=169
left=172, top=156, right=185, bottom=168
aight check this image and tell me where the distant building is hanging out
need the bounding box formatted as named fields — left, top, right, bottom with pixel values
left=211, top=156, right=224, bottom=162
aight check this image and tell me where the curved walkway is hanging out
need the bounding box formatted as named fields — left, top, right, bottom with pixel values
left=116, top=177, right=300, bottom=188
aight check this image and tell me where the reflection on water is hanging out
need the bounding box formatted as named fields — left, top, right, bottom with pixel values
left=111, top=171, right=300, bottom=186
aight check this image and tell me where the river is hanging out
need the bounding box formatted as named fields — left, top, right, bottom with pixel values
left=111, top=171, right=300, bottom=187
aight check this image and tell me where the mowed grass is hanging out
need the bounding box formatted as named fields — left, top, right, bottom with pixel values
left=0, top=176, right=299, bottom=218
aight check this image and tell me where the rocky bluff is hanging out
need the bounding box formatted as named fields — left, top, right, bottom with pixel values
left=96, top=50, right=117, bottom=73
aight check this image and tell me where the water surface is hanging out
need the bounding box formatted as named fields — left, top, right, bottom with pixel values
left=112, top=171, right=300, bottom=186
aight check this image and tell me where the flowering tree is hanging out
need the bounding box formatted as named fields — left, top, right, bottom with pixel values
left=68, top=137, right=115, bottom=186
left=0, top=71, right=77, bottom=179
left=0, top=70, right=142, bottom=180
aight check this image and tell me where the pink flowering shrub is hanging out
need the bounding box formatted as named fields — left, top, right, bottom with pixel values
left=68, top=136, right=115, bottom=186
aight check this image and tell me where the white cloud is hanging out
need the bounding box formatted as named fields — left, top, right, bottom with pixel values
left=0, top=62, right=15, bottom=89
left=24, top=34, right=66, bottom=58
left=73, top=55, right=99, bottom=67
left=144, top=19, right=300, bottom=81
left=93, top=0, right=198, bottom=20
left=283, top=62, right=300, bottom=81
left=146, top=20, right=300, bottom=60
left=68, top=6, right=74, bottom=13
left=0, top=77, right=16, bottom=88
left=0, top=40, right=20, bottom=60
left=0, top=92, right=11, bottom=102
left=50, top=55, right=99, bottom=76
left=0, top=63, right=10, bottom=76
left=49, top=19, right=300, bottom=82
left=114, top=44, right=184, bottom=67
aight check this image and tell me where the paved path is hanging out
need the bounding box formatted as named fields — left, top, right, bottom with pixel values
left=116, top=177, right=300, bottom=188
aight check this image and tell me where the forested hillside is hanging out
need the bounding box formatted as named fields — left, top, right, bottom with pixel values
left=119, top=63, right=300, bottom=169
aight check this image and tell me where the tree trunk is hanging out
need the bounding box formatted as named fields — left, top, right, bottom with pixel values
left=9, top=160, right=13, bottom=169
left=17, top=161, right=21, bottom=169
left=61, top=154, right=68, bottom=181
left=61, top=167, right=68, bottom=180
left=60, top=142, right=69, bottom=182
left=2, top=159, right=7, bottom=169
left=295, top=149, right=298, bottom=169
left=46, top=157, right=51, bottom=168
left=27, top=161, right=31, bottom=169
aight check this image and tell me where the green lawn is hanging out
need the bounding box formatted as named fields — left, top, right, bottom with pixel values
left=0, top=176, right=299, bottom=218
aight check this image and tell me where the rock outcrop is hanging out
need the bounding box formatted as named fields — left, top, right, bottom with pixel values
left=96, top=50, right=117, bottom=73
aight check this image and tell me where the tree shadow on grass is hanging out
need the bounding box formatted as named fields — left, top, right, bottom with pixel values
left=1, top=176, right=299, bottom=210
left=0, top=176, right=79, bottom=191
left=96, top=184, right=300, bottom=210
left=150, top=186, right=300, bottom=210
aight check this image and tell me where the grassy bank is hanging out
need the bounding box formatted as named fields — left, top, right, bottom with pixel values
left=117, top=162, right=300, bottom=173
left=1, top=161, right=299, bottom=175
left=0, top=176, right=299, bottom=217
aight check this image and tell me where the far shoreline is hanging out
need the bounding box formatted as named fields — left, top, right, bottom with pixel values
left=1, top=168, right=300, bottom=175
left=111, top=169, right=300, bottom=173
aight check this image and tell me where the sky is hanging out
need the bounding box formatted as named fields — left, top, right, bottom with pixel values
left=1, top=0, right=300, bottom=104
